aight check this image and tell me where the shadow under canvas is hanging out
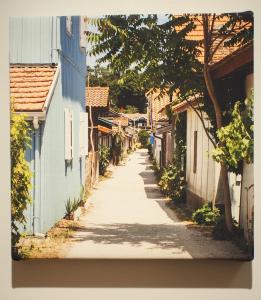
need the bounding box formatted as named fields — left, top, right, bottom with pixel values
left=12, top=259, right=252, bottom=288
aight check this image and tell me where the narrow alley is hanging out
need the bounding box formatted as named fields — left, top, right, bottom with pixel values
left=63, top=149, right=248, bottom=259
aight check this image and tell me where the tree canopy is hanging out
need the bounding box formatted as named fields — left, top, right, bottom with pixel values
left=87, top=15, right=204, bottom=99
left=87, top=65, right=148, bottom=112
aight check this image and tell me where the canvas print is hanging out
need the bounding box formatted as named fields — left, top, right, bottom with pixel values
left=10, top=13, right=254, bottom=260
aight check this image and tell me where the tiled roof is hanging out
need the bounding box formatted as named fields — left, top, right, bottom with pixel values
left=177, top=15, right=244, bottom=64
left=86, top=86, right=109, bottom=107
left=10, top=65, right=57, bottom=112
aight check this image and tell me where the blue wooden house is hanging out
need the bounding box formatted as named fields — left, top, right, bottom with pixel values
left=10, top=16, right=88, bottom=234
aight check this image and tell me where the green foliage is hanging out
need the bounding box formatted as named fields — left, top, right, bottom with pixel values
left=87, top=13, right=253, bottom=120
left=212, top=97, right=253, bottom=174
left=87, top=65, right=148, bottom=113
left=111, top=129, right=125, bottom=165
left=124, top=105, right=139, bottom=114
left=173, top=112, right=187, bottom=169
left=159, top=163, right=186, bottom=202
left=87, top=15, right=203, bottom=99
left=219, top=12, right=253, bottom=47
left=79, top=185, right=86, bottom=206
left=138, top=129, right=149, bottom=148
left=99, top=145, right=111, bottom=175
left=11, top=110, right=32, bottom=249
left=192, top=203, right=221, bottom=225
left=147, top=144, right=153, bottom=159
left=65, top=198, right=81, bottom=220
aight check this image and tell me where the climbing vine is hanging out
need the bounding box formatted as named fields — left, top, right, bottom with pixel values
left=10, top=103, right=32, bottom=253
left=212, top=95, right=253, bottom=174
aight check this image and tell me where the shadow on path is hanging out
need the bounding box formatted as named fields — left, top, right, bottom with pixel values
left=71, top=223, right=187, bottom=253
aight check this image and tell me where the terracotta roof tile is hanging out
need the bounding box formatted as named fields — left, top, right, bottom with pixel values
left=10, top=65, right=57, bottom=112
left=176, top=15, right=245, bottom=64
left=86, top=86, right=109, bottom=107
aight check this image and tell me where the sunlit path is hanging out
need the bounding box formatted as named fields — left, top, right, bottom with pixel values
left=65, top=149, right=247, bottom=259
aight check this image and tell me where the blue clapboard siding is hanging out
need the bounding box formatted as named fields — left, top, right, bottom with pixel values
left=40, top=73, right=85, bottom=233
left=40, top=16, right=86, bottom=233
left=9, top=17, right=59, bottom=64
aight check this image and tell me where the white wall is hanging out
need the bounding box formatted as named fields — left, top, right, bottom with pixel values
left=186, top=107, right=216, bottom=206
left=239, top=73, right=254, bottom=242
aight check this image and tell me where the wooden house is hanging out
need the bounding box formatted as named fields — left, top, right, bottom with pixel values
left=10, top=16, right=88, bottom=234
left=171, top=42, right=253, bottom=242
left=146, top=89, right=173, bottom=168
left=85, top=86, right=110, bottom=189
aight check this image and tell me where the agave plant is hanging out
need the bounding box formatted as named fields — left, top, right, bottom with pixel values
left=65, top=197, right=81, bottom=220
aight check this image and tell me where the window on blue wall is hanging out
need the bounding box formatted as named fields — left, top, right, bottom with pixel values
left=66, top=16, right=72, bottom=36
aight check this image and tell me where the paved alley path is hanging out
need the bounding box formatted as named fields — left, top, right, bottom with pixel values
left=65, top=149, right=248, bottom=259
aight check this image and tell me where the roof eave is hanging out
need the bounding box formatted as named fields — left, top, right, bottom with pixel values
left=13, top=64, right=60, bottom=120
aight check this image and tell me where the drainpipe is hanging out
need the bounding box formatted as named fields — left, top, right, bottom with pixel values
left=32, top=117, right=41, bottom=235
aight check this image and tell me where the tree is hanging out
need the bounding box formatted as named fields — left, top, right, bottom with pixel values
left=87, top=15, right=203, bottom=98
left=138, top=129, right=149, bottom=148
left=86, top=13, right=253, bottom=232
left=87, top=65, right=148, bottom=112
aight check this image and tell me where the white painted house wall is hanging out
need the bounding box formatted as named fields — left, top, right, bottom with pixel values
left=186, top=107, right=216, bottom=207
left=239, top=73, right=254, bottom=242
left=186, top=107, right=241, bottom=218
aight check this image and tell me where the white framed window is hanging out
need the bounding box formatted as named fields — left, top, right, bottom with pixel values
left=65, top=108, right=73, bottom=160
left=79, top=112, right=88, bottom=157
left=66, top=16, right=72, bottom=36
